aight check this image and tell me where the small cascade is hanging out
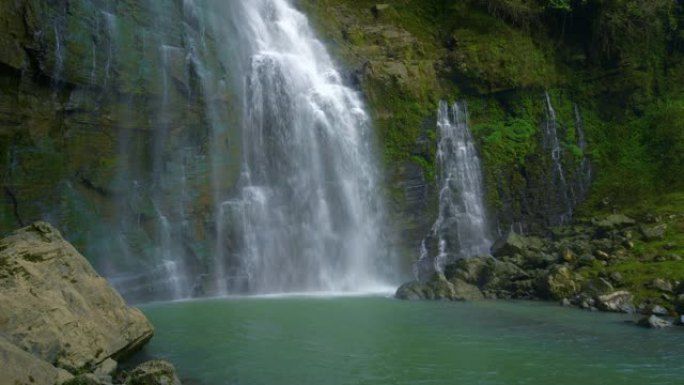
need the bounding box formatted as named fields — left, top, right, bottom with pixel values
left=416, top=101, right=491, bottom=279
left=574, top=104, right=593, bottom=199
left=102, top=11, right=118, bottom=88
left=542, top=92, right=573, bottom=225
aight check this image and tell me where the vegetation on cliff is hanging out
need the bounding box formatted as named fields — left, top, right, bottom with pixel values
left=299, top=0, right=684, bottom=256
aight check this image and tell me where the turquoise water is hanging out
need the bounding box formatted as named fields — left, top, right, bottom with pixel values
left=138, top=296, right=684, bottom=385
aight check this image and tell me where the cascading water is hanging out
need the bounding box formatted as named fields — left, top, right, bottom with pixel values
left=416, top=101, right=491, bottom=279
left=5, top=0, right=396, bottom=301
left=213, top=0, right=392, bottom=293
left=574, top=104, right=593, bottom=199
left=542, top=92, right=574, bottom=225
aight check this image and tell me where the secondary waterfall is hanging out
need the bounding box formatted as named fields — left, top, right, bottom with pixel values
left=212, top=0, right=391, bottom=293
left=416, top=101, right=491, bottom=279
left=542, top=92, right=574, bottom=225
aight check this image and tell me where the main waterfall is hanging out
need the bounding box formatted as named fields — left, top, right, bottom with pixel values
left=212, top=0, right=392, bottom=293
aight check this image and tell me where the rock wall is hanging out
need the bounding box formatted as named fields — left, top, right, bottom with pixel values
left=0, top=0, right=240, bottom=300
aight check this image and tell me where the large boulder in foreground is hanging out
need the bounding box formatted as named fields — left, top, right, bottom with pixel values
left=0, top=222, right=154, bottom=374
left=0, top=336, right=74, bottom=385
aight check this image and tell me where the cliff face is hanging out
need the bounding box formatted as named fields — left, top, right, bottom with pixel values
left=0, top=0, right=682, bottom=291
left=0, top=0, right=241, bottom=300
left=299, top=0, right=684, bottom=261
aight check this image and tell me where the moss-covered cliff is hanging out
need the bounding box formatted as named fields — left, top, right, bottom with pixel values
left=0, top=0, right=241, bottom=299
left=298, top=0, right=684, bottom=262
left=0, top=0, right=683, bottom=290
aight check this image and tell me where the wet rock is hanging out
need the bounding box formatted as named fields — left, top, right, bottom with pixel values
left=395, top=281, right=426, bottom=300
left=444, top=256, right=528, bottom=294
left=596, top=291, right=635, bottom=313
left=396, top=274, right=485, bottom=302
left=637, top=315, right=672, bottom=329
left=426, top=275, right=485, bottom=301
left=444, top=256, right=489, bottom=284
left=125, top=360, right=182, bottom=385
left=651, top=305, right=669, bottom=316
left=0, top=222, right=154, bottom=373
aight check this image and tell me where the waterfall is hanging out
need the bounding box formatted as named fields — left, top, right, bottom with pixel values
left=416, top=101, right=491, bottom=279
left=212, top=0, right=392, bottom=293
left=574, top=104, right=593, bottom=199
left=6, top=0, right=395, bottom=301
left=542, top=92, right=574, bottom=225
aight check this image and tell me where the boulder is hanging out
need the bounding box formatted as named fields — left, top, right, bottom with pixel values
left=637, top=315, right=672, bottom=329
left=536, top=265, right=579, bottom=300
left=651, top=305, right=669, bottom=316
left=444, top=256, right=489, bottom=284
left=640, top=224, right=667, bottom=241
left=580, top=278, right=614, bottom=297
left=0, top=222, right=154, bottom=373
left=491, top=232, right=528, bottom=258
left=596, top=291, right=635, bottom=313
left=649, top=278, right=673, bottom=293
left=395, top=276, right=484, bottom=302
left=446, top=278, right=485, bottom=301
left=125, top=360, right=181, bottom=385
left=593, top=214, right=636, bottom=231
left=444, top=256, right=528, bottom=292
left=0, top=336, right=74, bottom=385
left=62, top=373, right=110, bottom=385
left=395, top=281, right=427, bottom=300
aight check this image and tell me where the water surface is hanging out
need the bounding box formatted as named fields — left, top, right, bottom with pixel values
left=139, top=297, right=684, bottom=385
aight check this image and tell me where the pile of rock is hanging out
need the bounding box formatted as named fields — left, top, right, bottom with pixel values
left=0, top=222, right=181, bottom=385
left=397, top=213, right=684, bottom=329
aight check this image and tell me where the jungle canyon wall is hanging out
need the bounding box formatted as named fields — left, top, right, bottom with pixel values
left=298, top=0, right=684, bottom=267
left=2, top=0, right=684, bottom=296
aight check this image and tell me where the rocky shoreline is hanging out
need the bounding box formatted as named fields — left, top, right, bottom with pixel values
left=0, top=222, right=182, bottom=385
left=397, top=213, right=684, bottom=329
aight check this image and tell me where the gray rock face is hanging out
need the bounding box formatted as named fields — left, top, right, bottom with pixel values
left=0, top=222, right=154, bottom=373
left=0, top=336, right=74, bottom=385
left=125, top=360, right=182, bottom=385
